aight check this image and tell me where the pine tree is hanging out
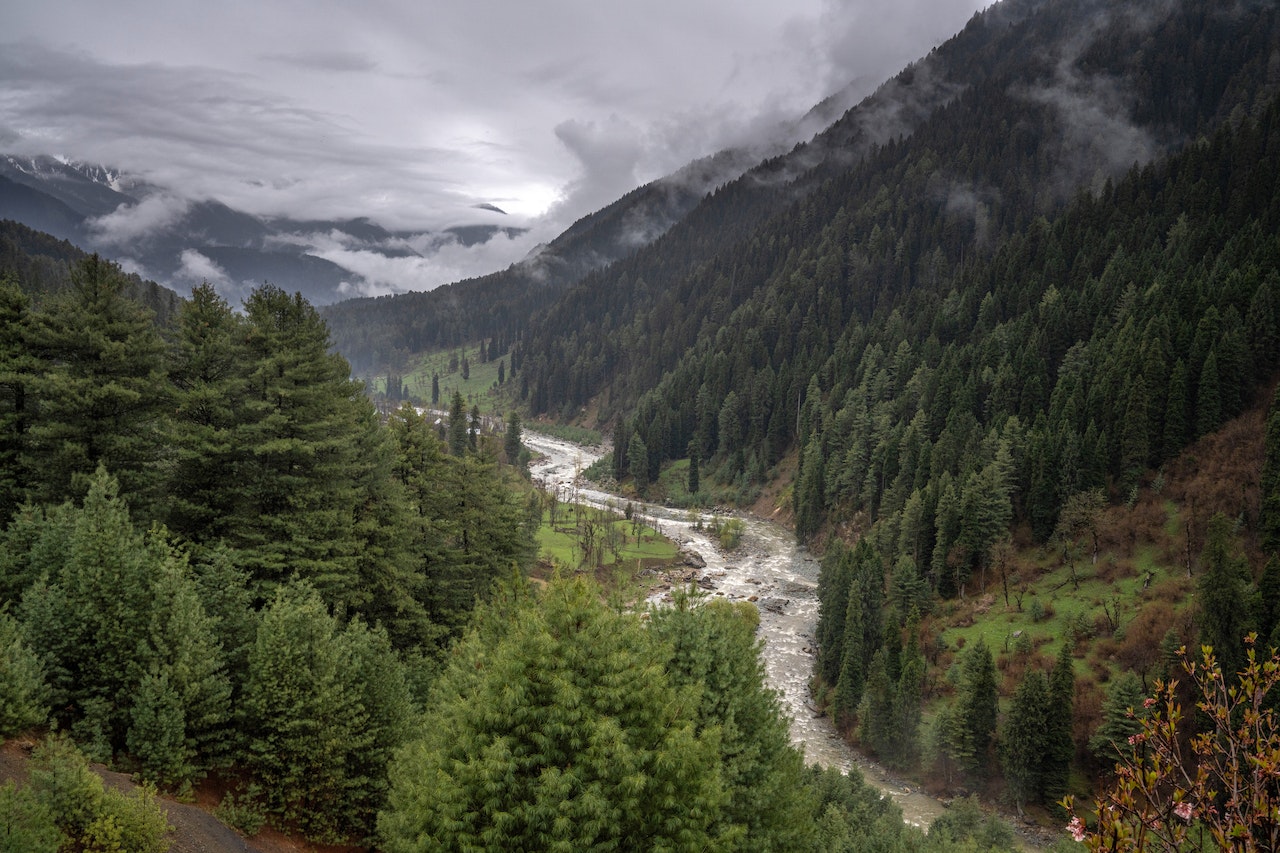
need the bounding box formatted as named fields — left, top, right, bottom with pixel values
left=0, top=778, right=60, bottom=853
left=387, top=404, right=534, bottom=639
left=431, top=372, right=439, bottom=406
left=344, top=403, right=423, bottom=645
left=1043, top=641, right=1075, bottom=811
left=379, top=576, right=725, bottom=851
left=957, top=638, right=998, bottom=776
left=628, top=430, right=649, bottom=489
left=16, top=468, right=229, bottom=782
left=1262, top=386, right=1280, bottom=555
left=27, top=735, right=169, bottom=853
left=125, top=670, right=189, bottom=790
left=162, top=283, right=248, bottom=544
left=240, top=581, right=369, bottom=840
left=815, top=542, right=851, bottom=685
left=1088, top=671, right=1146, bottom=768
left=0, top=608, right=48, bottom=736
left=892, top=610, right=926, bottom=771
left=860, top=647, right=898, bottom=761
left=1119, top=375, right=1150, bottom=491
left=334, top=618, right=414, bottom=834
left=834, top=582, right=865, bottom=725
left=447, top=390, right=467, bottom=456
left=1001, top=670, right=1048, bottom=811
left=1260, top=556, right=1280, bottom=645
left=1197, top=513, right=1253, bottom=677
left=140, top=546, right=232, bottom=782
left=503, top=409, right=523, bottom=468
left=1195, top=349, right=1222, bottom=439
left=227, top=284, right=389, bottom=609
left=20, top=468, right=163, bottom=748
left=188, top=546, right=256, bottom=692
left=931, top=703, right=973, bottom=789
left=20, top=256, right=168, bottom=514
left=649, top=593, right=815, bottom=850
left=796, top=435, right=826, bottom=540
left=1162, top=359, right=1190, bottom=461
left=0, top=277, right=34, bottom=525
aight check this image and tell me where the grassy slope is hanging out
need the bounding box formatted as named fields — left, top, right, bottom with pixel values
left=370, top=343, right=515, bottom=414
left=908, top=391, right=1269, bottom=816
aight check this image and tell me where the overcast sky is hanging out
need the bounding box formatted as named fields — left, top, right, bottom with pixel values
left=3, top=0, right=989, bottom=293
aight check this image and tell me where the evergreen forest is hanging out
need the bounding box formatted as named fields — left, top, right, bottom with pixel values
left=7, top=0, right=1280, bottom=848
left=315, top=0, right=1280, bottom=844
left=0, top=255, right=1033, bottom=850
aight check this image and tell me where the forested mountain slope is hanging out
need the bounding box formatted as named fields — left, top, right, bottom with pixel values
left=518, top=0, right=1277, bottom=434
left=320, top=145, right=769, bottom=373
left=0, top=247, right=1029, bottom=850
left=1, top=218, right=183, bottom=325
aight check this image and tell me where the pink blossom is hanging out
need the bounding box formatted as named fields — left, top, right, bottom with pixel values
left=1068, top=816, right=1086, bottom=842
left=1128, top=733, right=1145, bottom=745
left=1144, top=697, right=1157, bottom=708
left=1174, top=801, right=1194, bottom=821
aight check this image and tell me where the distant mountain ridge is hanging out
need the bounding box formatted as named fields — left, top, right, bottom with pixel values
left=0, top=155, right=526, bottom=305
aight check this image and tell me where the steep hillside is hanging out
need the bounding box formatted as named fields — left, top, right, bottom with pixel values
left=320, top=145, right=771, bottom=373
left=522, top=0, right=1274, bottom=419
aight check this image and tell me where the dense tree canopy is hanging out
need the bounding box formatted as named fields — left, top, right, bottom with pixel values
left=0, top=264, right=539, bottom=840
left=379, top=576, right=726, bottom=851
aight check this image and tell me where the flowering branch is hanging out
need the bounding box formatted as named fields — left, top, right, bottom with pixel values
left=1064, top=636, right=1280, bottom=851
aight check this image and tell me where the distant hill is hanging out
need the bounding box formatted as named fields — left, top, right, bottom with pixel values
left=0, top=219, right=182, bottom=324
left=0, top=155, right=527, bottom=306
left=319, top=144, right=772, bottom=372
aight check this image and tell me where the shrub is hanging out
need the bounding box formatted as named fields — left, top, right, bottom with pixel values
left=25, top=735, right=169, bottom=853
left=1029, top=599, right=1046, bottom=623
left=213, top=789, right=265, bottom=836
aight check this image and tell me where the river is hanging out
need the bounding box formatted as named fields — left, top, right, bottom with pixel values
left=524, top=431, right=951, bottom=830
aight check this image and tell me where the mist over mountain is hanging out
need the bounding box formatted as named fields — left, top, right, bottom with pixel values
left=0, top=154, right=528, bottom=305
left=6, top=0, right=1280, bottom=843
left=323, top=0, right=1280, bottom=543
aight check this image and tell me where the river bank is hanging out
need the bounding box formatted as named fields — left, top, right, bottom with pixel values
left=524, top=435, right=955, bottom=826
left=523, top=432, right=1066, bottom=850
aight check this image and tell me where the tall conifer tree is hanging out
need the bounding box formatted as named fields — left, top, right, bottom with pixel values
left=163, top=283, right=248, bottom=544
left=0, top=277, right=34, bottom=524
left=21, top=256, right=168, bottom=513
left=957, top=639, right=998, bottom=776
left=380, top=577, right=725, bottom=851
left=1001, top=671, right=1048, bottom=811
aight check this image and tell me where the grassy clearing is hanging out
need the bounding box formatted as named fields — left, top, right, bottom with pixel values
left=932, top=534, right=1193, bottom=708
left=369, top=343, right=516, bottom=414
left=532, top=502, right=679, bottom=596
left=641, top=458, right=752, bottom=508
